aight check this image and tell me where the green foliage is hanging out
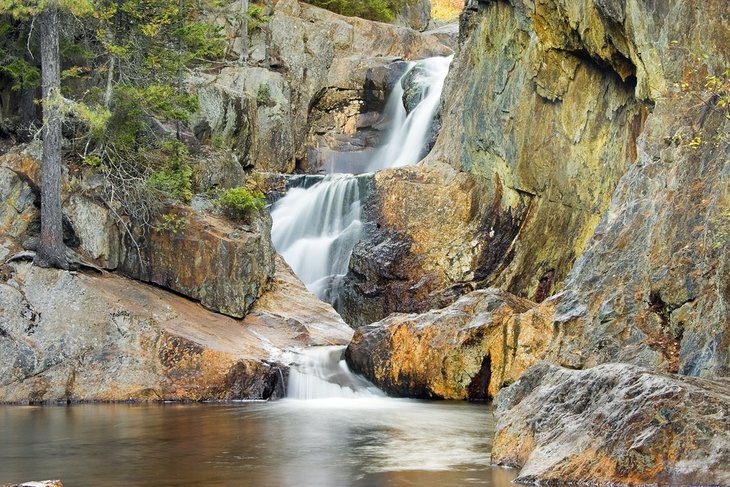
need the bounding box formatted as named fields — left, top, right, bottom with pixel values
left=215, top=186, right=266, bottom=220
left=671, top=65, right=730, bottom=149
left=305, top=0, right=414, bottom=22
left=0, top=57, right=39, bottom=90
left=247, top=3, right=269, bottom=33
left=146, top=140, right=193, bottom=202
left=256, top=84, right=271, bottom=106
left=0, top=0, right=94, bottom=19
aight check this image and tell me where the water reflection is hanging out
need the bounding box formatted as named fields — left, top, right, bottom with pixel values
left=0, top=402, right=517, bottom=486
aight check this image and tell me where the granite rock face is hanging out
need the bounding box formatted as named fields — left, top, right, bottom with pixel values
left=341, top=0, right=647, bottom=324
left=546, top=89, right=729, bottom=378
left=345, top=289, right=554, bottom=399
left=493, top=363, right=730, bottom=485
left=192, top=0, right=451, bottom=174
left=0, top=151, right=277, bottom=320
left=0, top=166, right=37, bottom=261
left=394, top=0, right=432, bottom=32
left=0, top=259, right=352, bottom=403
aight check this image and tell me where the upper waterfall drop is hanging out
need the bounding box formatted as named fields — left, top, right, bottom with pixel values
left=366, top=55, right=453, bottom=172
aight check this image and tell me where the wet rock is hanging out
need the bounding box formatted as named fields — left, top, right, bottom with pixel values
left=118, top=206, right=276, bottom=319
left=345, top=288, right=553, bottom=399
left=340, top=163, right=491, bottom=326
left=493, top=363, right=730, bottom=485
left=0, top=259, right=352, bottom=403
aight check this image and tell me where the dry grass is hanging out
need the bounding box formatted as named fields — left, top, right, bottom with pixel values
left=431, top=0, right=463, bottom=21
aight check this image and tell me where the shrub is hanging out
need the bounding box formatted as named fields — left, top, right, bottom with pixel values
left=215, top=186, right=266, bottom=220
left=146, top=140, right=193, bottom=203
left=305, top=0, right=398, bottom=23
left=256, top=84, right=271, bottom=106
left=247, top=3, right=270, bottom=33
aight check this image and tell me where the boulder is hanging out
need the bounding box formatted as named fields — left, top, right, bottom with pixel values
left=119, top=206, right=276, bottom=319
left=0, top=259, right=352, bottom=403
left=0, top=167, right=37, bottom=260
left=345, top=288, right=553, bottom=399
left=493, top=363, right=730, bottom=485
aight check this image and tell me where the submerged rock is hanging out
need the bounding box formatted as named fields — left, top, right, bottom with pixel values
left=493, top=363, right=730, bottom=485
left=345, top=288, right=553, bottom=399
left=0, top=258, right=352, bottom=403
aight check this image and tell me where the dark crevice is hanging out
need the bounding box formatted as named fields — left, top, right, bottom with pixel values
left=466, top=354, right=491, bottom=402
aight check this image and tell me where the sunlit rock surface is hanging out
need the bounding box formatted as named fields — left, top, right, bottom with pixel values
left=394, top=0, right=431, bottom=32
left=493, top=363, right=730, bottom=485
left=0, top=258, right=352, bottom=403
left=345, top=289, right=553, bottom=399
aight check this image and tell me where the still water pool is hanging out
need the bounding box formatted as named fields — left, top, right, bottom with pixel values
left=0, top=399, right=516, bottom=486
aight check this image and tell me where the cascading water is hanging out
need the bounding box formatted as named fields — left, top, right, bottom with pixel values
left=270, top=174, right=363, bottom=304
left=271, top=55, right=453, bottom=399
left=286, top=346, right=384, bottom=400
left=366, top=55, right=454, bottom=172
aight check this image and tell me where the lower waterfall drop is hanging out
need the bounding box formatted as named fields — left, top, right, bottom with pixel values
left=286, top=346, right=384, bottom=400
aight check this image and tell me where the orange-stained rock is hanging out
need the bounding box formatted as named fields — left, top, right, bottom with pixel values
left=493, top=363, right=730, bottom=485
left=345, top=288, right=554, bottom=399
left=0, top=259, right=352, bottom=403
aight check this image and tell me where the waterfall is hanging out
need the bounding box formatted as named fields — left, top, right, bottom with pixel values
left=271, top=56, right=452, bottom=399
left=286, top=346, right=384, bottom=400
left=366, top=55, right=454, bottom=172
left=270, top=174, right=363, bottom=304
left=272, top=55, right=452, bottom=301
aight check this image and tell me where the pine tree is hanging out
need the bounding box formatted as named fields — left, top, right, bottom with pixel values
left=0, top=0, right=93, bottom=269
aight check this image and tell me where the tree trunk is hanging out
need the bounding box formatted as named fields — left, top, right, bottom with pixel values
left=18, top=24, right=38, bottom=141
left=239, top=0, right=249, bottom=63
left=34, top=2, right=68, bottom=269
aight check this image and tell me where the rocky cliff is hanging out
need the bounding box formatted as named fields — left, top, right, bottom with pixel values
left=342, top=0, right=728, bottom=483
left=340, top=0, right=728, bottom=328
left=191, top=0, right=451, bottom=174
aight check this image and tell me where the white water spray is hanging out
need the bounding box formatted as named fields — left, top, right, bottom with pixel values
left=367, top=55, right=453, bottom=171
left=286, top=346, right=384, bottom=400
left=270, top=175, right=363, bottom=304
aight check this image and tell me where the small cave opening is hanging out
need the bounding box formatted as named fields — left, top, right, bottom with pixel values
left=466, top=354, right=492, bottom=402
